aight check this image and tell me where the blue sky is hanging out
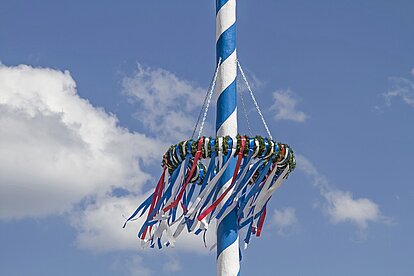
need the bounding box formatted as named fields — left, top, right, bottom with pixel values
left=1, top=1, right=414, bottom=275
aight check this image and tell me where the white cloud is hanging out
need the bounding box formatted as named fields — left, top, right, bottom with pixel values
left=163, top=258, right=182, bottom=273
left=0, top=63, right=173, bottom=275
left=323, top=190, right=385, bottom=229
left=111, top=255, right=181, bottom=276
left=0, top=64, right=163, bottom=220
left=71, top=195, right=148, bottom=252
left=271, top=207, right=298, bottom=236
left=112, top=255, right=153, bottom=276
left=382, top=74, right=414, bottom=108
left=269, top=90, right=308, bottom=122
left=122, top=64, right=208, bottom=141
left=0, top=63, right=214, bottom=256
left=296, top=155, right=391, bottom=230
left=71, top=193, right=215, bottom=253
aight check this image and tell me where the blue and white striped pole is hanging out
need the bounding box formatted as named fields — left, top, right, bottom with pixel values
left=215, top=0, right=239, bottom=275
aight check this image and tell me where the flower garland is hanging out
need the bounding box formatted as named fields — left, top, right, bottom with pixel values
left=163, top=135, right=296, bottom=178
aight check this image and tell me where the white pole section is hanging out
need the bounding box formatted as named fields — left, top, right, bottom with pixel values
left=215, top=0, right=239, bottom=275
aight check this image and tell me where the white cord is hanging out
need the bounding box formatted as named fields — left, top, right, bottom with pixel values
left=197, top=57, right=222, bottom=139
left=237, top=60, right=273, bottom=140
left=239, top=82, right=253, bottom=136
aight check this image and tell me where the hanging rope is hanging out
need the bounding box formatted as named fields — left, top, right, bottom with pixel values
left=193, top=59, right=271, bottom=140
left=191, top=86, right=210, bottom=139
left=239, top=84, right=253, bottom=136
left=191, top=58, right=222, bottom=139
left=237, top=60, right=273, bottom=140
left=196, top=57, right=222, bottom=139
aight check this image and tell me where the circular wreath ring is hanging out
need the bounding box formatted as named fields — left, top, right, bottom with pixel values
left=162, top=135, right=296, bottom=182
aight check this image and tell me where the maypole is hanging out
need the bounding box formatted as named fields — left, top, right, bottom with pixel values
left=215, top=0, right=239, bottom=275
left=124, top=2, right=296, bottom=276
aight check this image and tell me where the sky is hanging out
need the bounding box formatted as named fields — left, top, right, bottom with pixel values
left=1, top=0, right=414, bottom=275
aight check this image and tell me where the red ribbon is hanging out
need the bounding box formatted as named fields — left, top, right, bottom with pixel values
left=141, top=165, right=166, bottom=240
left=163, top=137, right=204, bottom=213
left=279, top=145, right=286, bottom=162
left=197, top=136, right=246, bottom=221
left=256, top=206, right=267, bottom=237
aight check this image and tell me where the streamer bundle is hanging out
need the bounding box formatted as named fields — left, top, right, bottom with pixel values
left=124, top=135, right=295, bottom=249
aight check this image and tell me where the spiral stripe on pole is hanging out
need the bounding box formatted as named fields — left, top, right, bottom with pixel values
left=216, top=0, right=240, bottom=276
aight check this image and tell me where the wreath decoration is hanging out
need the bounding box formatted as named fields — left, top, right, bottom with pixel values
left=124, top=135, right=295, bottom=249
